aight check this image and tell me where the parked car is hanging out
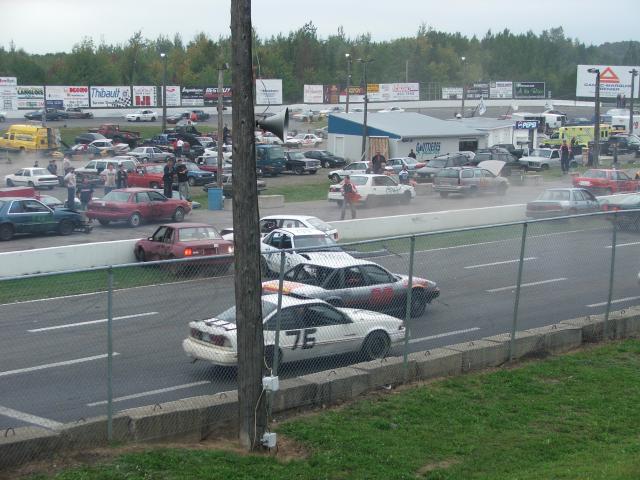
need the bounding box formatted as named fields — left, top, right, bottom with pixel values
left=314, top=125, right=329, bottom=139
left=433, top=166, right=509, bottom=197
left=202, top=174, right=267, bottom=198
left=86, top=188, right=191, bottom=227
left=75, top=132, right=106, bottom=145
left=5, top=168, right=59, bottom=189
left=384, top=157, right=425, bottom=175
left=304, top=150, right=347, bottom=168
left=0, top=197, right=90, bottom=241
left=603, top=134, right=640, bottom=156
left=284, top=133, right=323, bottom=148
left=128, top=164, right=165, bottom=189
left=284, top=150, right=320, bottom=175
left=415, top=153, right=470, bottom=182
left=182, top=294, right=406, bottom=367
left=89, top=139, right=130, bottom=155
left=181, top=162, right=215, bottom=186
left=24, top=109, right=67, bottom=121
left=128, top=146, right=175, bottom=163
left=490, top=144, right=526, bottom=159
left=572, top=169, right=640, bottom=195
left=125, top=109, right=158, bottom=122
left=472, top=151, right=523, bottom=175
left=260, top=227, right=349, bottom=275
left=256, top=131, right=283, bottom=145
left=291, top=110, right=319, bottom=122
left=262, top=256, right=440, bottom=318
left=526, top=188, right=600, bottom=219
left=222, top=214, right=338, bottom=242
left=167, top=112, right=190, bottom=124
left=328, top=174, right=415, bottom=206
left=67, top=143, right=107, bottom=160
left=328, top=161, right=370, bottom=182
left=377, top=106, right=405, bottom=113
left=196, top=156, right=233, bottom=174
left=64, top=107, right=93, bottom=119
left=519, top=148, right=561, bottom=171
left=601, top=193, right=640, bottom=230
left=75, top=157, right=140, bottom=186
left=134, top=222, right=233, bottom=272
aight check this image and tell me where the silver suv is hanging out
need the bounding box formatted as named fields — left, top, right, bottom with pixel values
left=75, top=157, right=139, bottom=186
left=415, top=153, right=470, bottom=182
left=433, top=166, right=509, bottom=197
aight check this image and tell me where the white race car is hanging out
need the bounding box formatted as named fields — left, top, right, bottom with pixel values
left=125, top=109, right=158, bottom=122
left=182, top=294, right=405, bottom=367
left=5, top=167, right=59, bottom=189
left=284, top=133, right=323, bottom=148
left=328, top=174, right=415, bottom=206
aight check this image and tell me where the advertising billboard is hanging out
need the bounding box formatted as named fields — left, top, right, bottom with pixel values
left=0, top=77, right=18, bottom=110
left=304, top=84, right=324, bottom=103
left=514, top=81, right=546, bottom=99
left=164, top=86, right=181, bottom=107
left=367, top=83, right=419, bottom=101
left=90, top=86, right=132, bottom=107
left=339, top=85, right=365, bottom=103
left=442, top=87, right=463, bottom=100
left=489, top=81, right=513, bottom=99
left=576, top=65, right=640, bottom=98
left=180, top=87, right=204, bottom=106
left=17, top=86, right=44, bottom=109
left=323, top=84, right=341, bottom=104
left=204, top=86, right=232, bottom=106
left=46, top=86, right=90, bottom=108
left=255, top=79, right=283, bottom=105
left=132, top=86, right=158, bottom=107
left=465, top=83, right=490, bottom=99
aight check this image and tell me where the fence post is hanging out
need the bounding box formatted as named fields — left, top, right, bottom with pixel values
left=106, top=266, right=114, bottom=442
left=509, top=222, right=528, bottom=361
left=403, top=236, right=415, bottom=381
left=272, top=252, right=287, bottom=378
left=604, top=212, right=618, bottom=340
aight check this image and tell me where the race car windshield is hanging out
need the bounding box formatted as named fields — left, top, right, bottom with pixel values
left=582, top=170, right=607, bottom=179
left=216, top=299, right=278, bottom=323
left=102, top=191, right=131, bottom=202
left=306, top=217, right=333, bottom=232
left=538, top=190, right=570, bottom=201
left=178, top=227, right=222, bottom=241
left=295, top=235, right=338, bottom=249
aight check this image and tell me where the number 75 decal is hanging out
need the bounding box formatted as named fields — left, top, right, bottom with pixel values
left=286, top=328, right=316, bottom=350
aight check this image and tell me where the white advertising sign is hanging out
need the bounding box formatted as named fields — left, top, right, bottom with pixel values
left=442, top=87, right=463, bottom=99
left=17, top=86, right=44, bottom=109
left=576, top=65, right=640, bottom=98
left=367, top=83, right=420, bottom=102
left=90, top=86, right=132, bottom=107
left=132, top=86, right=158, bottom=107
left=45, top=86, right=90, bottom=108
left=165, top=85, right=181, bottom=107
left=0, top=77, right=18, bottom=110
left=303, top=84, right=324, bottom=104
left=256, top=79, right=283, bottom=105
left=489, top=81, right=513, bottom=99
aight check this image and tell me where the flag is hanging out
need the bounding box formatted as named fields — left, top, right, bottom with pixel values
left=478, top=97, right=486, bottom=116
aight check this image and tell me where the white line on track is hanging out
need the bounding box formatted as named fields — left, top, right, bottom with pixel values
left=0, top=353, right=119, bottom=378
left=87, top=381, right=211, bottom=407
left=0, top=405, right=63, bottom=430
left=408, top=327, right=481, bottom=344
left=486, top=278, right=567, bottom=293
left=464, top=257, right=537, bottom=269
left=605, top=241, right=640, bottom=249
left=28, top=312, right=158, bottom=333
left=586, top=296, right=640, bottom=308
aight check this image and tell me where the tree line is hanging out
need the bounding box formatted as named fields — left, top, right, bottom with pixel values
left=1, top=23, right=639, bottom=103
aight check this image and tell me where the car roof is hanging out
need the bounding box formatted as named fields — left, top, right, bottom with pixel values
left=262, top=294, right=324, bottom=308
left=292, top=254, right=375, bottom=269
left=0, top=197, right=41, bottom=201
left=113, top=188, right=158, bottom=192
left=159, top=222, right=214, bottom=229
left=261, top=214, right=320, bottom=222
left=268, top=227, right=327, bottom=236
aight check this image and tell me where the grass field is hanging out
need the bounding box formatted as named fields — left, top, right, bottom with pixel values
left=21, top=339, right=640, bottom=479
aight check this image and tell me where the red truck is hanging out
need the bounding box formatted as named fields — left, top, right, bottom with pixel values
left=89, top=124, right=141, bottom=147
left=572, top=169, right=640, bottom=196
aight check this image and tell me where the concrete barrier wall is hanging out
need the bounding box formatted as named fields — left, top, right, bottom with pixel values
left=2, top=307, right=639, bottom=470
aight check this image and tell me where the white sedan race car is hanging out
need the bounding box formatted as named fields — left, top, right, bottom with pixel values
left=5, top=168, right=59, bottom=189
left=182, top=295, right=405, bottom=367
left=125, top=109, right=158, bottom=122
left=284, top=133, right=323, bottom=148
left=328, top=174, right=415, bottom=206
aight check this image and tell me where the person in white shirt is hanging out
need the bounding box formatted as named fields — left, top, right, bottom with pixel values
left=64, top=168, right=77, bottom=211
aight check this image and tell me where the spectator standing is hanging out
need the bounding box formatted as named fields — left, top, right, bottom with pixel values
left=176, top=139, right=184, bottom=158
left=64, top=167, right=77, bottom=211
left=101, top=163, right=117, bottom=195
left=340, top=175, right=358, bottom=220
left=33, top=160, right=39, bottom=167
left=408, top=149, right=417, bottom=159
left=399, top=164, right=410, bottom=185
left=78, top=177, right=94, bottom=211
left=116, top=164, right=128, bottom=189
left=190, top=111, right=198, bottom=123
left=163, top=159, right=175, bottom=198
left=47, top=159, right=57, bottom=176
left=223, top=124, right=230, bottom=144
left=371, top=150, right=386, bottom=174
left=175, top=161, right=190, bottom=200
left=560, top=140, right=570, bottom=174
left=63, top=154, right=72, bottom=174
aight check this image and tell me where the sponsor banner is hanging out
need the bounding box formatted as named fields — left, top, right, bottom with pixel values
left=90, top=86, right=131, bottom=107
left=256, top=78, right=283, bottom=105
left=489, top=81, right=513, bottom=99
left=514, top=81, right=546, bottom=99
left=181, top=87, right=204, bottom=106
left=323, top=84, right=341, bottom=104
left=339, top=85, right=365, bottom=103
left=466, top=83, right=489, bottom=99
left=515, top=120, right=539, bottom=130
left=45, top=99, right=64, bottom=109
left=304, top=84, right=324, bottom=103
left=576, top=65, right=640, bottom=98
left=204, top=86, right=232, bottom=106
left=367, top=83, right=420, bottom=101
left=132, top=86, right=158, bottom=107
left=415, top=141, right=441, bottom=157
left=0, top=77, right=18, bottom=110
left=442, top=87, right=463, bottom=100
left=165, top=86, right=180, bottom=107
left=17, top=85, right=44, bottom=109
left=45, top=86, right=90, bottom=108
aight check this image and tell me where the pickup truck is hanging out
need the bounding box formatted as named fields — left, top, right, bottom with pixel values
left=491, top=144, right=525, bottom=159
left=89, top=124, right=140, bottom=147
left=284, top=150, right=320, bottom=175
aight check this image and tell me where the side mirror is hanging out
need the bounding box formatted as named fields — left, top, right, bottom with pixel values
left=148, top=236, right=154, bottom=241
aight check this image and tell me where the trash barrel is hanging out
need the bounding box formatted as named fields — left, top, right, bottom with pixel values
left=207, top=187, right=224, bottom=210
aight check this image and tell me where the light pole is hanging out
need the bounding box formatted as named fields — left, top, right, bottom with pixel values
left=160, top=52, right=167, bottom=132
left=629, top=69, right=638, bottom=135
left=358, top=58, right=373, bottom=160
left=588, top=68, right=601, bottom=167
left=345, top=53, right=351, bottom=113
left=217, top=62, right=229, bottom=188
left=460, top=56, right=466, bottom=117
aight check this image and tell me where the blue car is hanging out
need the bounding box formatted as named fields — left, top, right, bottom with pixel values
left=0, top=197, right=91, bottom=241
left=183, top=162, right=215, bottom=186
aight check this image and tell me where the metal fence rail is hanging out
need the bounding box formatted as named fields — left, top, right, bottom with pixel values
left=0, top=210, right=634, bottom=464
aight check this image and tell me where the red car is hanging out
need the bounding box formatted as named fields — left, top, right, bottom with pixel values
left=128, top=164, right=165, bottom=189
left=134, top=223, right=234, bottom=273
left=572, top=169, right=639, bottom=195
left=86, top=188, right=191, bottom=227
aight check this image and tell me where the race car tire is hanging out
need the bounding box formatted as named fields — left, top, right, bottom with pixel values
left=58, top=219, right=74, bottom=236
left=361, top=331, right=390, bottom=361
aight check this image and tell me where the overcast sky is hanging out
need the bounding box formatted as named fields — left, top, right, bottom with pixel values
left=2, top=0, right=637, bottom=54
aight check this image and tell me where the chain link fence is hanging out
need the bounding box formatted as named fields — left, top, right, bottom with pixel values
left=0, top=210, right=636, bottom=460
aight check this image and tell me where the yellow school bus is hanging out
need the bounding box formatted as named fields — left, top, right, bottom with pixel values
left=0, top=124, right=60, bottom=153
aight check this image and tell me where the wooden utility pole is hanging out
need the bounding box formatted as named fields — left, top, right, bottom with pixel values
left=230, top=0, right=266, bottom=451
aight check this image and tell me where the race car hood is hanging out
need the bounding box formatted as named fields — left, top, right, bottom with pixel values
left=477, top=160, right=505, bottom=176
left=261, top=280, right=325, bottom=297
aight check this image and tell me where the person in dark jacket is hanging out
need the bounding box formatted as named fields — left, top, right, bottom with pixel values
left=78, top=177, right=94, bottom=211
left=163, top=159, right=175, bottom=198
left=175, top=161, right=190, bottom=200
left=116, top=164, right=128, bottom=189
left=560, top=140, right=570, bottom=174
left=408, top=149, right=417, bottom=159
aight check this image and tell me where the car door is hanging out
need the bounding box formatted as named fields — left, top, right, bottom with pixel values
left=10, top=169, right=25, bottom=185
left=145, top=225, right=169, bottom=259
left=580, top=190, right=599, bottom=212
left=134, top=191, right=153, bottom=219
left=480, top=169, right=497, bottom=193
left=148, top=190, right=173, bottom=218
left=616, top=171, right=635, bottom=192
left=302, top=303, right=359, bottom=356
left=262, top=231, right=284, bottom=271
left=337, top=266, right=376, bottom=308
left=375, top=175, right=402, bottom=202
left=360, top=264, right=403, bottom=312
left=21, top=199, right=56, bottom=233
left=158, top=226, right=175, bottom=259
left=263, top=307, right=307, bottom=362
